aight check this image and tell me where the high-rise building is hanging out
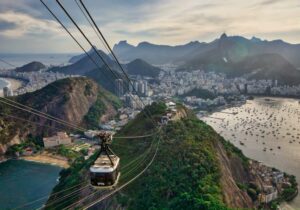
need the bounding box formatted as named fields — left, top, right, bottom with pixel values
left=133, top=81, right=139, bottom=93
left=144, top=81, right=148, bottom=96
left=3, top=87, right=13, bottom=97
left=114, top=79, right=124, bottom=97
left=138, top=82, right=145, bottom=95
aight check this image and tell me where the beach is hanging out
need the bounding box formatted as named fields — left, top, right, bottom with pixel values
left=0, top=77, right=23, bottom=97
left=21, top=151, right=70, bottom=168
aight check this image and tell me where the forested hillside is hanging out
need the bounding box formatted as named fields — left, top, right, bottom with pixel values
left=0, top=77, right=120, bottom=155
left=45, top=103, right=259, bottom=209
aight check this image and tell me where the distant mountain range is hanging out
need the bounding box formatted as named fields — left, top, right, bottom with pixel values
left=49, top=49, right=162, bottom=92
left=113, top=34, right=300, bottom=84
left=113, top=40, right=203, bottom=65
left=113, top=34, right=300, bottom=67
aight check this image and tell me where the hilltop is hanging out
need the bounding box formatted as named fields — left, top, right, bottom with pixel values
left=45, top=102, right=297, bottom=209
left=0, top=77, right=121, bottom=155
left=50, top=49, right=116, bottom=75
left=15, top=61, right=45, bottom=72
left=126, top=59, right=162, bottom=78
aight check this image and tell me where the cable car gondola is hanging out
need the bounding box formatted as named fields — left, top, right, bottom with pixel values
left=90, top=132, right=120, bottom=187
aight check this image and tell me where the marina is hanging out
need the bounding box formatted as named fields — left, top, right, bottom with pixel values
left=201, top=97, right=300, bottom=208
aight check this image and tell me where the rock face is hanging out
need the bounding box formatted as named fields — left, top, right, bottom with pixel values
left=215, top=140, right=253, bottom=208
left=16, top=77, right=99, bottom=132
left=0, top=134, right=21, bottom=155
left=0, top=77, right=119, bottom=155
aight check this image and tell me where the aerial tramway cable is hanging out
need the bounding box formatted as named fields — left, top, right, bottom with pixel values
left=74, top=0, right=112, bottom=56
left=78, top=0, right=141, bottom=97
left=41, top=0, right=156, bottom=128
left=17, top=1, right=165, bottom=209
left=12, top=182, right=88, bottom=210
left=87, top=136, right=162, bottom=209
left=0, top=97, right=87, bottom=132
left=0, top=95, right=159, bottom=141
left=0, top=58, right=16, bottom=68
left=77, top=0, right=157, bottom=124
left=0, top=112, right=63, bottom=132
left=54, top=0, right=157, bottom=127
left=11, top=128, right=158, bottom=209
left=40, top=0, right=119, bottom=92
left=0, top=98, right=85, bottom=132
left=0, top=2, right=163, bottom=208
left=47, top=134, right=157, bottom=210
left=49, top=1, right=163, bottom=208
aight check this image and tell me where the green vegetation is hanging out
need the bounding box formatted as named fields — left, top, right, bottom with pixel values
left=46, top=102, right=239, bottom=209
left=6, top=140, right=41, bottom=156
left=45, top=151, right=100, bottom=210
left=84, top=88, right=122, bottom=129
left=116, top=102, right=166, bottom=136
left=220, top=137, right=249, bottom=167
left=281, top=175, right=298, bottom=201
left=83, top=95, right=106, bottom=128
left=114, top=116, right=231, bottom=210
left=182, top=87, right=216, bottom=99
left=49, top=102, right=288, bottom=209
left=0, top=77, right=99, bottom=146
left=56, top=145, right=79, bottom=160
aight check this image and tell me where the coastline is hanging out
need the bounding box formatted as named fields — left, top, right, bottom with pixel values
left=201, top=96, right=300, bottom=209
left=0, top=156, right=7, bottom=163
left=20, top=151, right=70, bottom=168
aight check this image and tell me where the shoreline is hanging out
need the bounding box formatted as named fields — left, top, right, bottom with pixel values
left=201, top=96, right=299, bottom=209
left=20, top=151, right=69, bottom=169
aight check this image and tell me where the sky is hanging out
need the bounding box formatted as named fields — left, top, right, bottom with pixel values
left=0, top=0, right=299, bottom=53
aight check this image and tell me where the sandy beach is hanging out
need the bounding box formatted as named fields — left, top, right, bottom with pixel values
left=0, top=77, right=23, bottom=97
left=21, top=151, right=70, bottom=168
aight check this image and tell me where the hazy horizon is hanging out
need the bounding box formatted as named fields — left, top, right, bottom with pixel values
left=0, top=33, right=299, bottom=55
left=0, top=0, right=299, bottom=54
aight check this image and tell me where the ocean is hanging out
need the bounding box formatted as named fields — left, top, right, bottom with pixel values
left=0, top=160, right=62, bottom=210
left=201, top=97, right=300, bottom=208
left=0, top=53, right=78, bottom=69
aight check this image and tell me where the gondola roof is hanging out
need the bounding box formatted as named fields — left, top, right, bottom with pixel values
left=90, top=155, right=120, bottom=173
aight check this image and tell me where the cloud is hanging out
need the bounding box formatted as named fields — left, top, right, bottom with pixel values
left=260, top=0, right=281, bottom=5
left=0, top=0, right=300, bottom=53
left=0, top=11, right=62, bottom=38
